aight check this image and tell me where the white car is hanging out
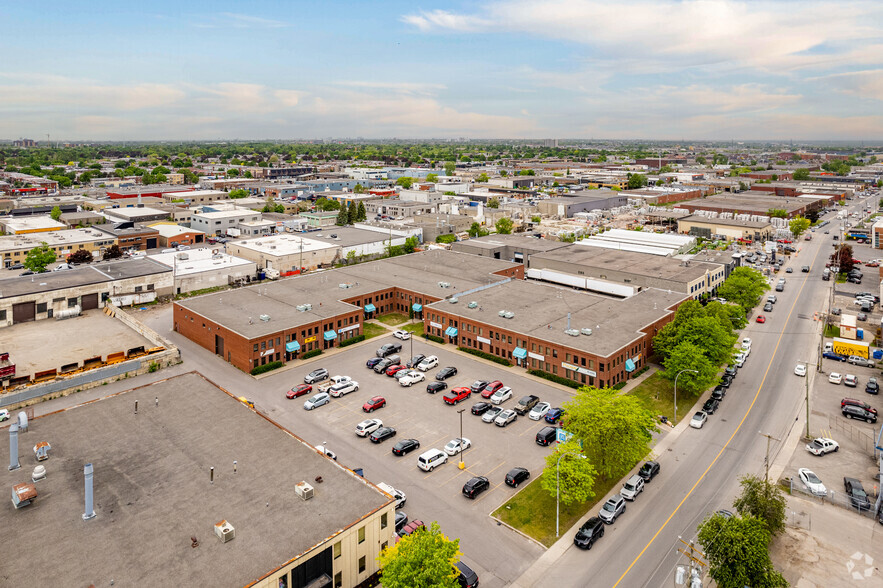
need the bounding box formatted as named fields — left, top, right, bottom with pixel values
left=482, top=406, right=503, bottom=423
left=690, top=411, right=708, bottom=429
left=303, top=392, right=331, bottom=410
left=355, top=418, right=383, bottom=437
left=399, top=371, right=425, bottom=387
left=393, top=330, right=411, bottom=340
left=0, top=409, right=8, bottom=422
left=798, top=468, right=828, bottom=496
left=740, top=345, right=750, bottom=358
left=495, top=409, right=518, bottom=427
left=741, top=338, right=752, bottom=351
left=490, top=386, right=513, bottom=405
left=329, top=380, right=359, bottom=397
left=794, top=364, right=807, bottom=377
left=805, top=438, right=839, bottom=456
left=529, top=402, right=552, bottom=420
left=734, top=353, right=746, bottom=368
left=444, top=437, right=472, bottom=456
left=417, top=355, right=439, bottom=371
left=829, top=372, right=843, bottom=385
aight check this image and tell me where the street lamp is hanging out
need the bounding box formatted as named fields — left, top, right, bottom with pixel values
left=799, top=360, right=812, bottom=439
left=457, top=408, right=466, bottom=469
left=673, top=369, right=698, bottom=425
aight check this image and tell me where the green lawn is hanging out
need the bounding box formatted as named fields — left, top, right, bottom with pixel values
left=362, top=323, right=388, bottom=339
left=627, top=371, right=697, bottom=424
left=824, top=324, right=840, bottom=338
left=492, top=472, right=619, bottom=547
left=375, top=313, right=410, bottom=326
left=401, top=322, right=424, bottom=336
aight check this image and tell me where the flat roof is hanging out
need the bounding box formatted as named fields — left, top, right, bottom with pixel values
left=685, top=193, right=822, bottom=212
left=679, top=215, right=772, bottom=229
left=0, top=258, right=171, bottom=299
left=0, top=227, right=113, bottom=251
left=0, top=372, right=390, bottom=587
left=148, top=248, right=255, bottom=276
left=232, top=233, right=336, bottom=256
left=149, top=223, right=206, bottom=238
left=530, top=247, right=721, bottom=283
left=452, top=234, right=572, bottom=253
left=1, top=216, right=66, bottom=231
left=428, top=279, right=686, bottom=357
left=195, top=209, right=261, bottom=220
left=105, top=206, right=168, bottom=218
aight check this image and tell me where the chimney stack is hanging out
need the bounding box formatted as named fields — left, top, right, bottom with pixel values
left=8, top=424, right=20, bottom=471
left=83, top=463, right=96, bottom=520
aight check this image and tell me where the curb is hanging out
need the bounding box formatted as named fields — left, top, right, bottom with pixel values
left=488, top=515, right=548, bottom=551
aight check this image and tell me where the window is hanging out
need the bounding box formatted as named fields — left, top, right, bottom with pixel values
left=358, top=526, right=365, bottom=544
left=37, top=302, right=47, bottom=313
left=135, top=286, right=143, bottom=293
left=381, top=541, right=388, bottom=551
left=68, top=298, right=78, bottom=308
left=0, top=310, right=5, bottom=321
left=334, top=572, right=342, bottom=588
left=261, top=341, right=266, bottom=351
left=276, top=337, right=280, bottom=346
left=333, top=541, right=341, bottom=559
left=381, top=513, right=388, bottom=529
left=358, top=556, right=366, bottom=573
left=253, top=344, right=259, bottom=352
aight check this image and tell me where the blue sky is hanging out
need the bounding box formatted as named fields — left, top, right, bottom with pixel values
left=2, top=0, right=882, bottom=141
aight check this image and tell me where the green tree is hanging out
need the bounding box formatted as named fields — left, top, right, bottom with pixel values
left=396, top=176, right=415, bottom=189
left=378, top=521, right=460, bottom=588
left=788, top=216, right=810, bottom=239
left=426, top=173, right=439, bottom=183
left=495, top=217, right=513, bottom=234
left=347, top=200, right=358, bottom=224
left=476, top=173, right=489, bottom=183
left=228, top=188, right=249, bottom=199
left=499, top=170, right=508, bottom=177
left=661, top=341, right=719, bottom=396
left=467, top=222, right=487, bottom=238
left=346, top=250, right=356, bottom=265
left=353, top=183, right=365, bottom=194
left=103, top=245, right=123, bottom=260
left=627, top=174, right=648, bottom=189
left=698, top=514, right=787, bottom=588
left=704, top=300, right=747, bottom=330
left=717, top=267, right=768, bottom=314
left=732, top=474, right=786, bottom=536
left=227, top=167, right=240, bottom=177
left=24, top=242, right=56, bottom=273
left=531, top=215, right=541, bottom=223
left=560, top=233, right=577, bottom=243
left=436, top=234, right=457, bottom=244
left=767, top=209, right=787, bottom=218
left=832, top=243, right=855, bottom=274
left=695, top=156, right=706, bottom=165
left=316, top=197, right=341, bottom=211
left=336, top=205, right=349, bottom=226
left=403, top=235, right=419, bottom=253
left=50, top=206, right=62, bottom=221
left=444, top=161, right=456, bottom=176
left=356, top=201, right=367, bottom=222
left=653, top=300, right=730, bottom=361
left=658, top=165, right=674, bottom=174
left=67, top=248, right=93, bottom=264
left=792, top=169, right=810, bottom=181
left=486, top=197, right=500, bottom=209
left=562, top=387, right=657, bottom=479
left=540, top=441, right=597, bottom=505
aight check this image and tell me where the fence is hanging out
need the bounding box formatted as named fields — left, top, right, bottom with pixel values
left=829, top=417, right=877, bottom=458
left=789, top=477, right=881, bottom=522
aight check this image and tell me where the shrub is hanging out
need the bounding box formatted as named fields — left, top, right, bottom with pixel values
left=147, top=362, right=160, bottom=373
left=528, top=369, right=582, bottom=389
left=340, top=334, right=365, bottom=348
left=612, top=382, right=627, bottom=390
left=301, top=349, right=323, bottom=360
left=632, top=365, right=650, bottom=378
left=458, top=347, right=512, bottom=366
left=423, top=334, right=445, bottom=344
left=250, top=360, right=283, bottom=375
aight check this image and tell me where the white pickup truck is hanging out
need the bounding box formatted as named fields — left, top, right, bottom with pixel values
left=318, top=375, right=352, bottom=393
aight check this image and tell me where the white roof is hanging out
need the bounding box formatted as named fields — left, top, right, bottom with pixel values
left=106, top=206, right=167, bottom=218
left=575, top=239, right=677, bottom=257
left=150, top=224, right=206, bottom=238
left=148, top=247, right=255, bottom=276
left=2, top=216, right=66, bottom=232
left=232, top=233, right=335, bottom=255
left=195, top=209, right=261, bottom=220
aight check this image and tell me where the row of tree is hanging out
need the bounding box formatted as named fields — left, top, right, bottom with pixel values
left=336, top=201, right=368, bottom=225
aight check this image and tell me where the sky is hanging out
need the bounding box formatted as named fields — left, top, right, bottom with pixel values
left=1, top=0, right=882, bottom=141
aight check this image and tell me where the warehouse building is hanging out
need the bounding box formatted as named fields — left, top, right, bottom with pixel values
left=148, top=223, right=207, bottom=248
left=0, top=372, right=394, bottom=588
left=192, top=208, right=262, bottom=236
left=535, top=190, right=628, bottom=217
left=677, top=215, right=775, bottom=242
left=0, top=215, right=66, bottom=234
left=149, top=248, right=257, bottom=294
left=451, top=233, right=570, bottom=263
left=675, top=193, right=827, bottom=218
left=577, top=229, right=696, bottom=256
left=0, top=228, right=116, bottom=268
left=104, top=206, right=170, bottom=224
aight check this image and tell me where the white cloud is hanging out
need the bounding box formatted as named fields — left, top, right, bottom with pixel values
left=194, top=12, right=289, bottom=29
left=809, top=69, right=883, bottom=101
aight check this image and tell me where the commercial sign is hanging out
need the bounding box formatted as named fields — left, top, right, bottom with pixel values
left=476, top=336, right=491, bottom=344
left=260, top=348, right=275, bottom=357
left=430, top=321, right=442, bottom=329
left=832, top=338, right=869, bottom=359
left=561, top=361, right=597, bottom=377
left=304, top=336, right=317, bottom=344
left=339, top=323, right=360, bottom=334
left=528, top=352, right=545, bottom=361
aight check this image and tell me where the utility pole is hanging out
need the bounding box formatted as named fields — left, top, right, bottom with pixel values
left=457, top=408, right=466, bottom=469
left=799, top=360, right=811, bottom=439
left=676, top=536, right=707, bottom=587
left=759, top=431, right=781, bottom=484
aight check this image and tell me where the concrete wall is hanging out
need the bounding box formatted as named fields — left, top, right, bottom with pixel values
left=175, top=263, right=258, bottom=294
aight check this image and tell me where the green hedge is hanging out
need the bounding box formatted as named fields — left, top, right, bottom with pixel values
left=528, top=369, right=582, bottom=389
left=301, top=349, right=323, bottom=360
left=612, top=382, right=627, bottom=390
left=423, top=334, right=445, bottom=344
left=340, top=334, right=366, bottom=348
left=458, top=347, right=512, bottom=366
left=632, top=365, right=650, bottom=378
left=250, top=361, right=283, bottom=375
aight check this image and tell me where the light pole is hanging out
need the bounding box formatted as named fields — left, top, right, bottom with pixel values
left=673, top=369, right=698, bottom=425
left=799, top=360, right=812, bottom=439
left=457, top=408, right=465, bottom=469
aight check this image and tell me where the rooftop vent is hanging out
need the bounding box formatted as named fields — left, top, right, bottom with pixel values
left=438, top=281, right=451, bottom=288
left=503, top=311, right=515, bottom=319
left=449, top=297, right=459, bottom=304
left=498, top=310, right=507, bottom=317
left=214, top=520, right=236, bottom=543
left=259, top=314, right=271, bottom=322
left=467, top=301, right=478, bottom=309
left=581, top=328, right=593, bottom=336
left=564, top=329, right=580, bottom=337
left=295, top=481, right=315, bottom=501
left=339, top=283, right=354, bottom=289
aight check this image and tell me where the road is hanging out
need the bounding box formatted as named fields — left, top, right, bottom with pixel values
left=520, top=193, right=880, bottom=588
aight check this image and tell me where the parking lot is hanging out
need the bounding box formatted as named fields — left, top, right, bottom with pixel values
left=260, top=333, right=578, bottom=586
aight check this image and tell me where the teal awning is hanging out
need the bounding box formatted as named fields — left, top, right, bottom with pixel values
left=324, top=330, right=337, bottom=341
left=445, top=327, right=458, bottom=337
left=286, top=341, right=300, bottom=352
left=412, top=303, right=423, bottom=312
left=625, top=359, right=636, bottom=372
left=512, top=347, right=527, bottom=359
left=364, top=304, right=376, bottom=312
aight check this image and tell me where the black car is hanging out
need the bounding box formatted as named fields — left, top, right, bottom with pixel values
left=638, top=461, right=660, bottom=482
left=711, top=386, right=726, bottom=401
left=366, top=357, right=383, bottom=369
left=392, top=438, right=420, bottom=456
left=703, top=397, right=720, bottom=415
left=505, top=467, right=530, bottom=488
left=436, top=366, right=458, bottom=380
left=574, top=516, right=605, bottom=550
left=719, top=374, right=733, bottom=388
left=843, top=404, right=877, bottom=423
left=822, top=351, right=847, bottom=362
left=848, top=275, right=863, bottom=284
left=462, top=476, right=490, bottom=499
left=536, top=426, right=557, bottom=446
left=866, top=380, right=879, bottom=395
left=370, top=426, right=397, bottom=443
left=471, top=401, right=492, bottom=415
left=724, top=366, right=737, bottom=379
left=763, top=302, right=773, bottom=312
left=844, top=477, right=872, bottom=511
left=407, top=354, right=427, bottom=369
left=6, top=263, right=23, bottom=270
left=377, top=343, right=402, bottom=358
left=470, top=380, right=490, bottom=394
left=455, top=561, right=480, bottom=588
left=395, top=511, right=409, bottom=533
left=427, top=381, right=448, bottom=394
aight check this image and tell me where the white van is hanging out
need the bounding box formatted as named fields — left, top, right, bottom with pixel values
left=377, top=482, right=407, bottom=508
left=417, top=448, right=448, bottom=472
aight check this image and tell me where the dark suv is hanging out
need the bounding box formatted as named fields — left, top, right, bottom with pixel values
left=638, top=461, right=660, bottom=482
left=843, top=404, right=877, bottom=423
left=574, top=516, right=605, bottom=550
left=844, top=477, right=872, bottom=511
left=841, top=398, right=877, bottom=415
left=536, top=426, right=557, bottom=446
left=455, top=561, right=480, bottom=588
left=377, top=343, right=402, bottom=358
left=514, top=395, right=540, bottom=415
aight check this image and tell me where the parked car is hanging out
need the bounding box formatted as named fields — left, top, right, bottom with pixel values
left=844, top=477, right=872, bottom=511
left=392, top=438, right=420, bottom=456
left=303, top=392, right=331, bottom=410
left=702, top=398, right=720, bottom=415
left=355, top=418, right=383, bottom=437
left=426, top=381, right=447, bottom=394
left=417, top=355, right=439, bottom=371
left=725, top=366, right=738, bottom=379
left=529, top=402, right=552, bottom=420
left=399, top=371, right=425, bottom=387
left=399, top=519, right=425, bottom=537
left=842, top=404, right=878, bottom=423
left=620, top=475, right=645, bottom=501
left=844, top=375, right=858, bottom=388
left=690, top=411, right=708, bottom=429
left=598, top=494, right=627, bottom=524
left=505, top=467, right=531, bottom=487
left=471, top=380, right=491, bottom=395
left=395, top=511, right=409, bottom=533
left=638, top=461, right=660, bottom=482
left=574, top=517, right=605, bottom=549
left=393, top=330, right=411, bottom=340
left=545, top=407, right=565, bottom=424
left=866, top=378, right=879, bottom=395
left=443, top=387, right=472, bottom=405
left=287, top=384, right=312, bottom=399
left=481, top=380, right=504, bottom=398
left=407, top=354, right=426, bottom=368
left=417, top=449, right=448, bottom=472
left=385, top=364, right=407, bottom=377
left=829, top=372, right=843, bottom=385
left=455, top=561, right=480, bottom=588
left=329, top=380, right=359, bottom=397
left=848, top=356, right=875, bottom=368
left=794, top=364, right=807, bottom=377
left=304, top=368, right=329, bottom=384
left=536, top=426, right=558, bottom=445
left=514, top=394, right=540, bottom=415
left=805, top=437, right=839, bottom=456
left=435, top=366, right=458, bottom=380
left=798, top=468, right=827, bottom=496
left=841, top=398, right=877, bottom=414
left=482, top=406, right=504, bottom=424
left=494, top=409, right=518, bottom=427
left=366, top=357, right=383, bottom=369
left=362, top=396, right=386, bottom=412
left=763, top=302, right=773, bottom=312
left=471, top=401, right=492, bottom=415
left=823, top=351, right=847, bottom=362
left=756, top=315, right=766, bottom=323
left=373, top=358, right=395, bottom=373
left=711, top=386, right=726, bottom=402
left=444, top=438, right=472, bottom=456
left=767, top=295, right=777, bottom=304
left=462, top=476, right=490, bottom=499
left=490, top=386, right=513, bottom=405
left=377, top=343, right=402, bottom=357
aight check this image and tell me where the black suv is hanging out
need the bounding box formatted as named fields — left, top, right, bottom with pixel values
left=455, top=561, right=480, bottom=588
left=536, top=426, right=557, bottom=446
left=844, top=477, right=872, bottom=511
left=702, top=398, right=720, bottom=415
left=462, top=476, right=490, bottom=499
left=711, top=386, right=726, bottom=402
left=407, top=354, right=426, bottom=368
left=638, top=461, right=660, bottom=482
left=574, top=516, right=605, bottom=550
left=843, top=404, right=877, bottom=423
left=377, top=343, right=403, bottom=358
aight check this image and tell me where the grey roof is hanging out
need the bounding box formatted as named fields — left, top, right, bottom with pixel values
left=307, top=226, right=408, bottom=248
left=679, top=215, right=773, bottom=229
left=0, top=258, right=172, bottom=299
left=452, top=234, right=571, bottom=253
left=0, top=372, right=390, bottom=587
left=530, top=247, right=722, bottom=282
left=428, top=279, right=686, bottom=357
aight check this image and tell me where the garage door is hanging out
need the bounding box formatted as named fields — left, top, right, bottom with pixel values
left=12, top=302, right=36, bottom=324
left=81, top=293, right=99, bottom=310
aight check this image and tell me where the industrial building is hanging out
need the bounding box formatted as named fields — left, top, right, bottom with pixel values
left=149, top=247, right=258, bottom=295
left=677, top=215, right=775, bottom=241
left=0, top=372, right=394, bottom=588
left=577, top=229, right=696, bottom=256
left=0, top=215, right=66, bottom=235
left=104, top=206, right=170, bottom=224
left=451, top=234, right=570, bottom=263
left=148, top=223, right=207, bottom=248
left=674, top=192, right=828, bottom=218
left=0, top=228, right=116, bottom=268
left=626, top=186, right=703, bottom=206
left=192, top=208, right=263, bottom=236
left=535, top=190, right=628, bottom=217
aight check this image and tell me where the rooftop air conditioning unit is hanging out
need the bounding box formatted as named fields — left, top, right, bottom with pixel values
left=214, top=520, right=235, bottom=543
left=296, top=304, right=307, bottom=312
left=564, top=329, right=580, bottom=337
left=498, top=310, right=507, bottom=317
left=177, top=252, right=189, bottom=260
left=467, top=302, right=478, bottom=309
left=504, top=311, right=515, bottom=319
left=295, top=481, right=314, bottom=501
left=581, top=328, right=593, bottom=336
left=449, top=297, right=459, bottom=304
left=303, top=303, right=312, bottom=311
left=259, top=314, right=270, bottom=322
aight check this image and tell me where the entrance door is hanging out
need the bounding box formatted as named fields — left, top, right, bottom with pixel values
left=215, top=335, right=224, bottom=357
left=81, top=293, right=99, bottom=310
left=12, top=302, right=36, bottom=324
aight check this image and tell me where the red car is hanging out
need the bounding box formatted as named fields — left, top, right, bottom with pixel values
left=756, top=315, right=766, bottom=323
left=481, top=380, right=504, bottom=399
left=386, top=364, right=407, bottom=377
left=444, top=387, right=472, bottom=405
left=363, top=396, right=386, bottom=412
left=287, top=384, right=312, bottom=399
left=865, top=262, right=879, bottom=268
left=776, top=239, right=792, bottom=244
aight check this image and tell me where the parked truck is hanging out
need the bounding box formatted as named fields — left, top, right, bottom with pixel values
left=0, top=352, right=15, bottom=380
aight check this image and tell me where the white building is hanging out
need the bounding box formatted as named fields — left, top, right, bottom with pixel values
left=148, top=247, right=257, bottom=294
left=192, top=208, right=262, bottom=236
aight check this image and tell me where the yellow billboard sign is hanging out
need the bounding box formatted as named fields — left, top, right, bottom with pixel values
left=832, top=338, right=869, bottom=359
left=304, top=336, right=317, bottom=344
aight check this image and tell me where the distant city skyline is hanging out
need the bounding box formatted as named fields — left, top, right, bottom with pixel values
left=2, top=0, right=882, bottom=141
